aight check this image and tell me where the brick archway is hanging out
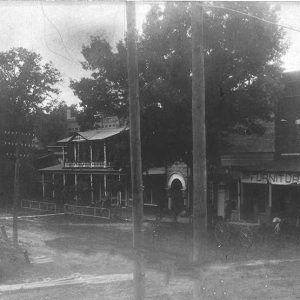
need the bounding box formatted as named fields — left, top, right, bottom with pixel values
left=168, top=173, right=186, bottom=191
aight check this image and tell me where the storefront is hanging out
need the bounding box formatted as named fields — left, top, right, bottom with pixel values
left=240, top=170, right=300, bottom=224
left=215, top=161, right=300, bottom=225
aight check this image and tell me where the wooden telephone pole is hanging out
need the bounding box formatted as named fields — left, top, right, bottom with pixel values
left=12, top=142, right=20, bottom=247
left=191, top=3, right=207, bottom=298
left=191, top=0, right=207, bottom=270
left=3, top=131, right=34, bottom=247
left=126, top=1, right=145, bottom=299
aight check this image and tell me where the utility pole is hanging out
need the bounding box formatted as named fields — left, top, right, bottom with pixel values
left=3, top=131, right=34, bottom=247
left=126, top=1, right=145, bottom=300
left=12, top=141, right=20, bottom=247
left=191, top=0, right=207, bottom=274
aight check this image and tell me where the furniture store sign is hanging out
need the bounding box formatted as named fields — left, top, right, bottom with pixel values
left=241, top=172, right=300, bottom=185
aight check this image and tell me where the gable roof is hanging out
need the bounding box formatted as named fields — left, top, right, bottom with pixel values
left=57, top=126, right=129, bottom=143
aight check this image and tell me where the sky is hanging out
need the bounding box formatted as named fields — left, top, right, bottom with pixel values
left=0, top=1, right=300, bottom=105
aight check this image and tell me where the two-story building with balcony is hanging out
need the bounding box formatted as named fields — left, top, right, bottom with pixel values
left=39, top=123, right=129, bottom=208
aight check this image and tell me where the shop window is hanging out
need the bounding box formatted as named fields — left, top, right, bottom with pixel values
left=244, top=184, right=267, bottom=214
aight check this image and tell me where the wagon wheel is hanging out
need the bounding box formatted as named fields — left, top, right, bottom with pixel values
left=214, top=221, right=230, bottom=246
left=239, top=227, right=253, bottom=248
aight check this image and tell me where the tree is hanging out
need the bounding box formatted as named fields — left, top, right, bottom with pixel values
left=71, top=2, right=286, bottom=168
left=0, top=47, right=61, bottom=132
left=0, top=47, right=61, bottom=199
left=70, top=37, right=128, bottom=131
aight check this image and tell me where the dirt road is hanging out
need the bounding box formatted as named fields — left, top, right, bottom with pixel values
left=0, top=214, right=299, bottom=299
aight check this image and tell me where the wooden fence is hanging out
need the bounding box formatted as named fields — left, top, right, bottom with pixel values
left=21, top=199, right=57, bottom=213
left=64, top=204, right=110, bottom=219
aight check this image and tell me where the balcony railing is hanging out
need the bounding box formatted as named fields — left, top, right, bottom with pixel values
left=64, top=161, right=113, bottom=168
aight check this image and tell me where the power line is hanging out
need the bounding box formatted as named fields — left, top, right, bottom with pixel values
left=39, top=1, right=125, bottom=64
left=203, top=4, right=300, bottom=34
left=41, top=9, right=77, bottom=65
left=40, top=1, right=81, bottom=65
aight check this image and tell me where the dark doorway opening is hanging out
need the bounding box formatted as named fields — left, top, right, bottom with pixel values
left=170, top=179, right=184, bottom=213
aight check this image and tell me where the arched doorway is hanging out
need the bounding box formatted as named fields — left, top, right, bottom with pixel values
left=170, top=179, right=184, bottom=212
left=167, top=173, right=187, bottom=211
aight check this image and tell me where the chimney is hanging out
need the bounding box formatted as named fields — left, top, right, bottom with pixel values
left=66, top=108, right=71, bottom=120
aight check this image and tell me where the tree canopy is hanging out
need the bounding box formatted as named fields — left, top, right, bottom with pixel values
left=0, top=47, right=62, bottom=198
left=0, top=47, right=61, bottom=132
left=71, top=2, right=286, bottom=168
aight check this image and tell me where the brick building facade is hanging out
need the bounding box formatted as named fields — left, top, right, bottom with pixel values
left=216, top=71, right=300, bottom=224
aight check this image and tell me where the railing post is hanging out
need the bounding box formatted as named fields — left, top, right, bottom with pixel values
left=103, top=141, right=107, bottom=168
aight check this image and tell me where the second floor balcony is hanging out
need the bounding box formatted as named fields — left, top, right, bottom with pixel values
left=64, top=161, right=113, bottom=169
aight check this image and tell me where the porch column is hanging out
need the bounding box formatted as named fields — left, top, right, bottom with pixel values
left=62, top=146, right=65, bottom=162
left=103, top=141, right=107, bottom=167
left=99, top=176, right=102, bottom=203
left=267, top=183, right=272, bottom=218
left=52, top=173, right=55, bottom=200
left=90, top=174, right=94, bottom=205
left=90, top=143, right=93, bottom=163
left=117, top=175, right=122, bottom=206
left=104, top=174, right=107, bottom=196
left=237, top=180, right=241, bottom=221
left=63, top=173, right=66, bottom=187
left=74, top=143, right=77, bottom=161
left=74, top=173, right=78, bottom=203
left=42, top=173, right=45, bottom=200
left=77, top=143, right=80, bottom=161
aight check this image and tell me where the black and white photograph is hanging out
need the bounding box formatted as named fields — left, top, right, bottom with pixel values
left=0, top=1, right=299, bottom=299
